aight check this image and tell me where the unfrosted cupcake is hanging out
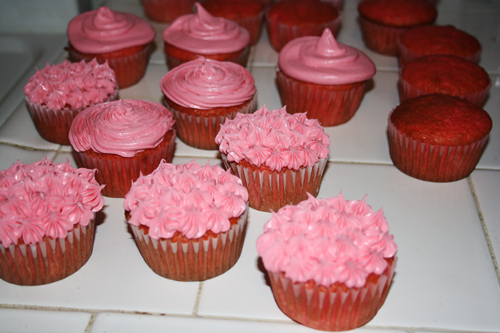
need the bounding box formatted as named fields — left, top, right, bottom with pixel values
left=24, top=59, right=118, bottom=145
left=256, top=193, right=398, bottom=331
left=160, top=57, right=257, bottom=150
left=162, top=4, right=250, bottom=69
left=124, top=160, right=249, bottom=281
left=215, top=105, right=330, bottom=212
left=140, top=0, right=197, bottom=23
left=388, top=94, right=492, bottom=182
left=67, top=6, right=155, bottom=88
left=69, top=99, right=176, bottom=198
left=0, top=158, right=104, bottom=286
left=277, top=28, right=376, bottom=126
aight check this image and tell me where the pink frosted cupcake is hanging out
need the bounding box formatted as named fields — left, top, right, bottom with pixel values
left=124, top=160, right=249, bottom=281
left=160, top=57, right=257, bottom=150
left=256, top=193, right=398, bottom=331
left=0, top=158, right=104, bottom=286
left=67, top=6, right=155, bottom=88
left=162, top=4, right=251, bottom=69
left=24, top=59, right=118, bottom=145
left=140, top=0, right=197, bottom=23
left=69, top=99, right=176, bottom=198
left=277, top=28, right=376, bottom=126
left=215, top=105, right=330, bottom=212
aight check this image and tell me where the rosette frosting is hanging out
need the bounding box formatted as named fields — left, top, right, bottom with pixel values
left=256, top=193, right=397, bottom=288
left=278, top=29, right=376, bottom=85
left=215, top=105, right=330, bottom=171
left=69, top=99, right=175, bottom=158
left=68, top=6, right=155, bottom=53
left=0, top=158, right=104, bottom=247
left=162, top=3, right=250, bottom=54
left=124, top=160, right=249, bottom=240
left=160, top=57, right=256, bottom=109
left=24, top=59, right=117, bottom=111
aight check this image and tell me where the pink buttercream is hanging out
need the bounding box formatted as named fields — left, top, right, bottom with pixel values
left=24, top=59, right=118, bottom=111
left=68, top=6, right=155, bottom=54
left=162, top=3, right=250, bottom=54
left=124, top=160, right=249, bottom=240
left=278, top=29, right=376, bottom=85
left=215, top=105, right=330, bottom=171
left=256, top=193, right=397, bottom=288
left=160, top=57, right=256, bottom=109
left=0, top=158, right=104, bottom=247
left=69, top=99, right=175, bottom=158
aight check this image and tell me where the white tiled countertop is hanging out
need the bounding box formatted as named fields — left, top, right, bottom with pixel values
left=1, top=0, right=499, bottom=332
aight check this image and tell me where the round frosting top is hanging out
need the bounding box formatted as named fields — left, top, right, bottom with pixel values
left=160, top=57, right=256, bottom=109
left=24, top=59, right=118, bottom=111
left=279, top=29, right=376, bottom=85
left=124, top=160, right=249, bottom=240
left=162, top=3, right=250, bottom=54
left=215, top=105, right=330, bottom=171
left=69, top=99, right=175, bottom=157
left=68, top=6, right=155, bottom=54
left=256, top=193, right=398, bottom=288
left=0, top=158, right=104, bottom=247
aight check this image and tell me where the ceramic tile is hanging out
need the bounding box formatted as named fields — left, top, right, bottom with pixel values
left=0, top=308, right=91, bottom=333
left=0, top=144, right=57, bottom=170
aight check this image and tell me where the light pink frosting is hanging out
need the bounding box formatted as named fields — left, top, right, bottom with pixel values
left=124, top=160, right=249, bottom=240
left=24, top=59, right=118, bottom=111
left=215, top=105, right=330, bottom=171
left=278, top=29, right=376, bottom=85
left=162, top=3, right=250, bottom=54
left=256, top=193, right=397, bottom=288
left=0, top=158, right=104, bottom=247
left=160, top=57, right=256, bottom=109
left=69, top=99, right=175, bottom=158
left=68, top=6, right=155, bottom=53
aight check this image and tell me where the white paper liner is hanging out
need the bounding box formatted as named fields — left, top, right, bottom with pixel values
left=234, top=12, right=264, bottom=45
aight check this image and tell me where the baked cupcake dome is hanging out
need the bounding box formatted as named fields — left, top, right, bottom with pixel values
left=388, top=94, right=492, bottom=182
left=399, top=55, right=491, bottom=107
left=140, top=0, right=197, bottom=23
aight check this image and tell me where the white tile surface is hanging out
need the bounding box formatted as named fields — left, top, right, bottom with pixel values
left=0, top=308, right=91, bottom=333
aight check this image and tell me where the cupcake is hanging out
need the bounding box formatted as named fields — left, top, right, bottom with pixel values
left=24, top=59, right=118, bottom=145
left=256, top=193, right=398, bottom=331
left=322, top=0, right=344, bottom=11
left=388, top=94, right=492, bottom=182
left=201, top=0, right=264, bottom=45
left=266, top=0, right=341, bottom=52
left=123, top=160, right=249, bottom=281
left=277, top=28, right=376, bottom=126
left=398, top=25, right=482, bottom=66
left=67, top=6, right=155, bottom=88
left=69, top=99, right=176, bottom=198
left=162, top=3, right=250, bottom=69
left=215, top=105, right=330, bottom=212
left=140, top=0, right=197, bottom=23
left=399, top=55, right=491, bottom=107
left=0, top=158, right=104, bottom=286
left=357, top=0, right=437, bottom=56
left=160, top=57, right=257, bottom=150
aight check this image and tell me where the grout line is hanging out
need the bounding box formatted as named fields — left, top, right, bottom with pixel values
left=192, top=282, right=204, bottom=316
left=83, top=313, right=97, bottom=333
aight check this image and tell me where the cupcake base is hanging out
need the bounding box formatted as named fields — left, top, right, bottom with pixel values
left=359, top=17, right=413, bottom=56
left=140, top=0, right=197, bottom=23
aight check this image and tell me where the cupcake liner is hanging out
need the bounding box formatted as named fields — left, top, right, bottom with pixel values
left=0, top=221, right=96, bottom=286
left=321, top=0, right=345, bottom=11
left=141, top=0, right=197, bottom=23
left=277, top=69, right=366, bottom=126
left=397, top=39, right=482, bottom=66
left=130, top=208, right=248, bottom=281
left=388, top=118, right=489, bottom=182
left=235, top=12, right=265, bottom=45
left=25, top=91, right=118, bottom=146
left=222, top=155, right=328, bottom=212
left=165, top=94, right=257, bottom=150
left=164, top=44, right=250, bottom=70
left=268, top=257, right=397, bottom=331
left=359, top=17, right=412, bottom=56
left=72, top=130, right=175, bottom=198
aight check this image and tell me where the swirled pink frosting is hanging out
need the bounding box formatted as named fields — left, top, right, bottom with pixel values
left=160, top=57, right=256, bottom=109
left=0, top=158, right=104, bottom=247
left=124, top=160, right=249, bottom=240
left=162, top=3, right=250, bottom=54
left=278, top=29, right=376, bottom=85
left=68, top=6, right=155, bottom=53
left=69, top=99, right=175, bottom=158
left=215, top=105, right=330, bottom=171
left=24, top=59, right=118, bottom=111
left=256, top=193, right=397, bottom=288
